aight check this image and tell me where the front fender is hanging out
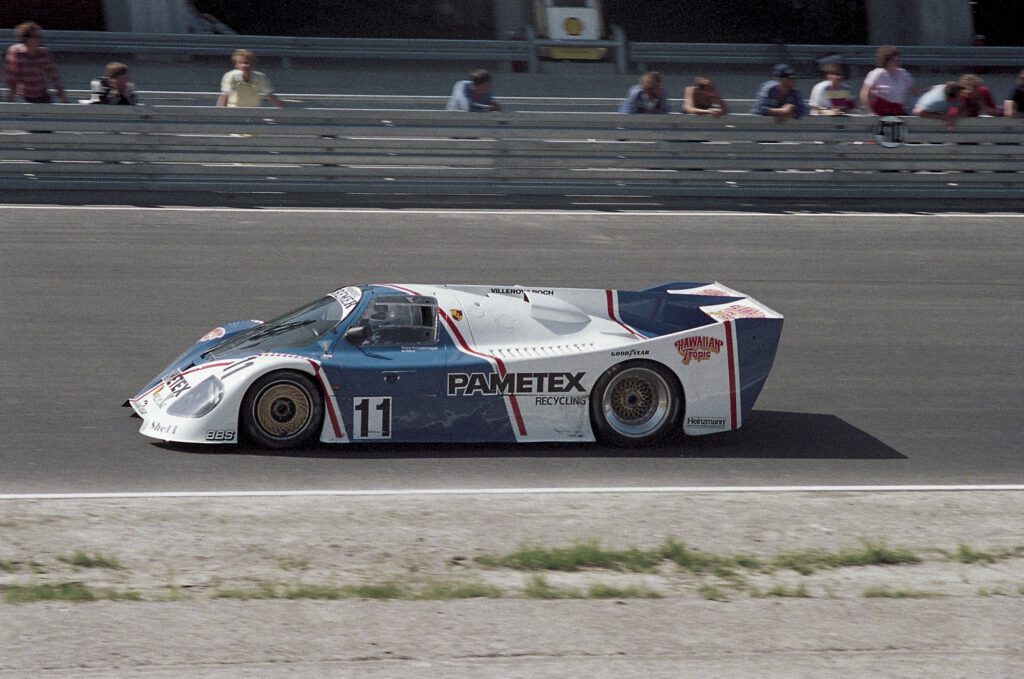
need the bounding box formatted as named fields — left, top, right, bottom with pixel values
left=135, top=354, right=345, bottom=445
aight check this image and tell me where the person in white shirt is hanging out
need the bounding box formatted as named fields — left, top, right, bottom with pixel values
left=860, top=46, right=920, bottom=116
left=445, top=69, right=501, bottom=112
left=216, top=49, right=284, bottom=108
left=913, top=82, right=964, bottom=130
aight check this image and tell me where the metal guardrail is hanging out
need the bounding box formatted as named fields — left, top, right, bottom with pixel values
left=43, top=30, right=1024, bottom=77
left=0, top=104, right=1020, bottom=200
left=68, top=90, right=757, bottom=111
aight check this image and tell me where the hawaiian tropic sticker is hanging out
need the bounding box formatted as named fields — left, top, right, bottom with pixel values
left=675, top=335, right=723, bottom=365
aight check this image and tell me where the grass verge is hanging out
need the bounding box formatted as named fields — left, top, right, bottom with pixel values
left=216, top=581, right=504, bottom=601
left=862, top=586, right=943, bottom=599
left=477, top=538, right=920, bottom=577
left=476, top=540, right=663, bottom=572
left=771, top=541, right=920, bottom=575
left=58, top=550, right=123, bottom=570
left=522, top=575, right=663, bottom=599
left=751, top=583, right=811, bottom=598
left=3, top=582, right=141, bottom=604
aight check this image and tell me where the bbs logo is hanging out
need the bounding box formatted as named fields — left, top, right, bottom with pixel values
left=205, top=430, right=236, bottom=442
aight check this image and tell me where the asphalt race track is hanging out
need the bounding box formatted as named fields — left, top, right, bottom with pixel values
left=1, top=205, right=1021, bottom=493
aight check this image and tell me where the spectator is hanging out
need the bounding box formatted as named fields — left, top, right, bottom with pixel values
left=913, top=81, right=964, bottom=130
left=809, top=63, right=857, bottom=115
left=860, top=46, right=919, bottom=116
left=445, top=69, right=501, bottom=112
left=5, top=21, right=66, bottom=103
left=216, top=49, right=284, bottom=108
left=751, top=63, right=807, bottom=121
left=619, top=71, right=669, bottom=114
left=91, top=62, right=137, bottom=105
left=1005, top=69, right=1024, bottom=118
left=957, top=74, right=998, bottom=117
left=682, top=77, right=727, bottom=116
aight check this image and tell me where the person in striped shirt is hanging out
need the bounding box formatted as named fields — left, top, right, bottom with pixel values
left=809, top=63, right=857, bottom=115
left=5, top=22, right=66, bottom=103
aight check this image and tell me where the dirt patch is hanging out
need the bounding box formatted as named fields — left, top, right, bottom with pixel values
left=1, top=491, right=1022, bottom=676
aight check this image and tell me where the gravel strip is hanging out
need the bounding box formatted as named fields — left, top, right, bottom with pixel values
left=1, top=491, right=1022, bottom=677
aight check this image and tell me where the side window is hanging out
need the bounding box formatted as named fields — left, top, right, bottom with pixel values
left=358, top=295, right=438, bottom=346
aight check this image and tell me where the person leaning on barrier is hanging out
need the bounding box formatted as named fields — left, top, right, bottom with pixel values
left=619, top=71, right=669, bottom=114
left=1005, top=69, right=1024, bottom=118
left=216, top=49, right=284, bottom=108
left=751, top=64, right=807, bottom=122
left=445, top=69, right=501, bottom=112
left=956, top=74, right=998, bottom=117
left=90, top=62, right=137, bottom=105
left=4, top=21, right=67, bottom=103
left=682, top=77, right=727, bottom=116
left=809, top=63, right=857, bottom=116
left=860, top=46, right=920, bottom=116
left=913, top=81, right=964, bottom=130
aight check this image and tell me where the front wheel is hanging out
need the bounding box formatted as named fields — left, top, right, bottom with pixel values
left=590, top=362, right=681, bottom=446
left=241, top=371, right=323, bottom=449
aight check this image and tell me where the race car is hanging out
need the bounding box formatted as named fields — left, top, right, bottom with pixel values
left=127, top=282, right=783, bottom=448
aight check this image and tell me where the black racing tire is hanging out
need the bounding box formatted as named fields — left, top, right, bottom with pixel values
left=241, top=371, right=324, bottom=449
left=590, top=361, right=682, bottom=446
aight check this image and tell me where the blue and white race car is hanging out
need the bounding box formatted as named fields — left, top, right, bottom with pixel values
left=128, top=282, right=783, bottom=448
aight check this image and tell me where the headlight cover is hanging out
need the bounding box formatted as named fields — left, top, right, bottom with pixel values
left=166, top=376, right=224, bottom=418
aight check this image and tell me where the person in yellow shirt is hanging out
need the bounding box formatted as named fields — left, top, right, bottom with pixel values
left=216, top=49, right=284, bottom=108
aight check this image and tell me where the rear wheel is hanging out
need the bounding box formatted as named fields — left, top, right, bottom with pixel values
left=241, top=371, right=323, bottom=449
left=591, top=362, right=681, bottom=446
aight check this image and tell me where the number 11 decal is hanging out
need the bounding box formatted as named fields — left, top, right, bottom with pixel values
left=353, top=396, right=392, bottom=439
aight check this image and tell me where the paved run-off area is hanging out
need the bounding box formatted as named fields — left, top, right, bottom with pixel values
left=1, top=491, right=1022, bottom=677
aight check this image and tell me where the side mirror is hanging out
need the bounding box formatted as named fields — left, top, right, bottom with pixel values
left=344, top=324, right=368, bottom=345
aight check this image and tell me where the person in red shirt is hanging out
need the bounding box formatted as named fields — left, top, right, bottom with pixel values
left=5, top=22, right=67, bottom=104
left=957, top=74, right=1000, bottom=117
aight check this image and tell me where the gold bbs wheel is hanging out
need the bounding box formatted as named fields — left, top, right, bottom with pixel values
left=242, top=371, right=323, bottom=449
left=255, top=383, right=311, bottom=437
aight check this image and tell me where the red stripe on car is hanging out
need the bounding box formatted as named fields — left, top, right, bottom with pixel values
left=605, top=289, right=646, bottom=339
left=724, top=321, right=738, bottom=429
left=308, top=360, right=343, bottom=439
left=385, top=284, right=528, bottom=437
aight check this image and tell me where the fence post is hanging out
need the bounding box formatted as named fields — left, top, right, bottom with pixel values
left=525, top=25, right=539, bottom=74
left=611, top=24, right=627, bottom=75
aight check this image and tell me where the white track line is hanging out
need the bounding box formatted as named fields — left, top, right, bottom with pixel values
left=1, top=485, right=1022, bottom=501
left=0, top=205, right=1023, bottom=217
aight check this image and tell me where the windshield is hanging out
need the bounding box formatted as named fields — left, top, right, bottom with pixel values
left=206, top=286, right=362, bottom=357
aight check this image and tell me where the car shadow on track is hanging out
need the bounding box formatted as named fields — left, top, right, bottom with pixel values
left=155, top=410, right=904, bottom=461
left=680, top=410, right=904, bottom=459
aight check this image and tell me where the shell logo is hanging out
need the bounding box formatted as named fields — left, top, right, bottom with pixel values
left=563, top=16, right=584, bottom=36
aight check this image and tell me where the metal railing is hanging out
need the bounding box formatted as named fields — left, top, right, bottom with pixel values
left=1, top=103, right=1020, bottom=200
left=68, top=90, right=756, bottom=111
